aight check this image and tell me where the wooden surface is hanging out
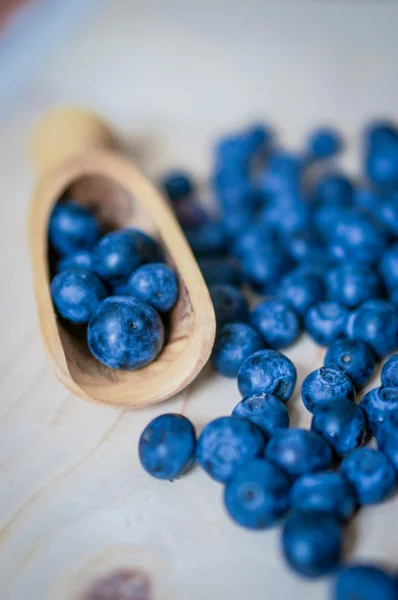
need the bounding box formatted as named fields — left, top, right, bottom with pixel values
left=1, top=1, right=398, bottom=599
left=29, top=111, right=215, bottom=407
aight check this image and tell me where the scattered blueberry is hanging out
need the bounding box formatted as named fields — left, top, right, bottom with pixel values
left=305, top=301, right=349, bottom=346
left=307, top=127, right=342, bottom=159
left=328, top=210, right=386, bottom=265
left=277, top=271, right=324, bottom=317
left=315, top=173, right=354, bottom=207
left=87, top=296, right=164, bottom=370
left=241, top=243, right=293, bottom=295
left=232, top=393, right=289, bottom=437
left=49, top=200, right=100, bottom=256
left=311, top=399, right=367, bottom=457
left=138, top=414, right=196, bottom=480
left=286, top=230, right=327, bottom=265
left=340, top=447, right=396, bottom=505
left=359, top=386, right=398, bottom=435
left=50, top=269, right=107, bottom=324
left=290, top=471, right=356, bottom=520
left=128, top=262, right=179, bottom=312
left=250, top=299, right=300, bottom=349
left=324, top=339, right=375, bottom=389
left=345, top=300, right=398, bottom=358
left=238, top=350, right=297, bottom=402
left=382, top=355, right=398, bottom=388
left=209, top=284, right=249, bottom=326
left=366, top=139, right=398, bottom=188
left=92, top=230, right=142, bottom=284
left=326, top=262, right=381, bottom=308
left=379, top=243, right=398, bottom=291
left=333, top=564, right=398, bottom=600
left=265, top=428, right=333, bottom=479
left=224, top=459, right=290, bottom=529
left=162, top=170, right=193, bottom=202
left=282, top=512, right=342, bottom=578
left=301, top=365, right=355, bottom=413
left=185, top=221, right=226, bottom=257
left=196, top=416, right=265, bottom=483
left=198, top=257, right=242, bottom=288
left=57, top=250, right=93, bottom=272
left=211, top=322, right=264, bottom=377
left=377, top=416, right=398, bottom=473
left=126, top=229, right=164, bottom=263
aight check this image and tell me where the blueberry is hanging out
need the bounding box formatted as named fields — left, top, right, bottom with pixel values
left=341, top=447, right=395, bottom=505
left=307, top=127, right=343, bottom=159
left=325, top=339, right=375, bottom=389
left=224, top=459, right=290, bottom=529
left=57, top=250, right=94, bottom=273
left=326, top=262, right=381, bottom=308
left=333, top=564, right=397, bottom=600
left=265, top=428, right=333, bottom=478
left=313, top=204, right=343, bottom=238
left=173, top=199, right=209, bottom=229
left=185, top=221, right=226, bottom=257
left=238, top=350, right=297, bottom=402
left=311, top=399, right=367, bottom=456
left=364, top=119, right=398, bottom=149
left=196, top=416, right=265, bottom=483
left=390, top=286, right=398, bottom=309
left=290, top=472, right=356, bottom=520
left=328, top=210, right=386, bottom=264
left=277, top=271, right=324, bottom=317
left=243, top=122, right=273, bottom=153
left=305, top=301, right=349, bottom=346
left=209, top=284, right=249, bottom=326
left=377, top=416, right=398, bottom=473
left=49, top=201, right=100, bottom=256
left=260, top=152, right=302, bottom=196
left=360, top=386, right=398, bottom=435
left=50, top=269, right=107, bottom=324
left=378, top=194, right=398, bottom=236
left=301, top=365, right=355, bottom=414
left=211, top=322, right=264, bottom=377
left=250, top=299, right=300, bottom=349
left=214, top=136, right=251, bottom=172
left=241, top=245, right=293, bottom=295
left=231, top=222, right=279, bottom=259
left=380, top=243, right=398, bottom=291
left=382, top=355, right=398, bottom=387
left=282, top=512, right=342, bottom=578
left=346, top=300, right=398, bottom=358
left=286, top=230, right=327, bottom=265
left=221, top=206, right=254, bottom=239
left=162, top=170, right=193, bottom=202
left=315, top=174, right=354, bottom=207
left=128, top=262, right=178, bottom=312
left=126, top=229, right=164, bottom=263
left=138, top=414, right=196, bottom=480
left=232, top=393, right=289, bottom=437
left=217, top=178, right=262, bottom=213
left=366, top=140, right=398, bottom=188
left=262, top=193, right=311, bottom=236
left=87, top=296, right=164, bottom=370
left=92, top=230, right=142, bottom=285
left=198, top=257, right=242, bottom=288
left=354, top=186, right=379, bottom=212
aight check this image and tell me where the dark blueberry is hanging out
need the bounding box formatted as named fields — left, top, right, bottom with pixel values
left=173, top=199, right=209, bottom=229
left=380, top=243, right=398, bottom=291
left=378, top=194, right=398, bottom=236
left=360, top=386, right=398, bottom=435
left=333, top=564, right=397, bottom=600
left=92, top=230, right=142, bottom=285
left=50, top=269, right=107, bottom=324
left=282, top=512, right=342, bottom=578
left=231, top=222, right=279, bottom=259
left=217, top=178, right=262, bottom=213
left=286, top=230, right=327, bottom=265
left=354, top=186, right=379, bottom=212
left=232, top=393, right=289, bottom=437
left=325, top=339, right=375, bottom=389
left=112, top=282, right=132, bottom=295
left=305, top=301, right=349, bottom=346
left=382, top=355, right=398, bottom=387
left=366, top=140, right=398, bottom=187
left=326, top=263, right=381, bottom=308
left=185, top=221, right=226, bottom=257
left=241, top=244, right=293, bottom=294
left=315, top=174, right=354, bottom=207
left=138, top=414, right=196, bottom=480
left=265, top=428, right=333, bottom=479
left=364, top=119, right=398, bottom=149
left=250, top=299, right=300, bottom=349
left=301, top=365, right=355, bottom=414
left=211, top=322, right=264, bottom=378
left=221, top=206, right=254, bottom=239
left=56, top=250, right=93, bottom=273
left=214, top=136, right=251, bottom=172
left=243, top=122, right=273, bottom=153
left=238, top=350, right=297, bottom=402
left=49, top=201, right=99, bottom=256
left=128, top=262, right=178, bottom=312
left=125, top=229, right=164, bottom=263
left=313, top=204, right=343, bottom=237
left=290, top=472, right=356, bottom=520
left=390, top=285, right=398, bottom=309
left=87, top=296, right=164, bottom=370
left=307, top=127, right=343, bottom=159
left=328, top=210, right=386, bottom=264
left=209, top=284, right=249, bottom=327
left=162, top=170, right=193, bottom=202
left=198, top=257, right=242, bottom=288
left=277, top=271, right=324, bottom=317
left=340, top=447, right=395, bottom=505
left=224, top=459, right=290, bottom=529
left=262, top=193, right=311, bottom=236
left=377, top=415, right=398, bottom=473
left=311, top=399, right=367, bottom=457
left=196, top=416, right=265, bottom=483
left=346, top=300, right=398, bottom=358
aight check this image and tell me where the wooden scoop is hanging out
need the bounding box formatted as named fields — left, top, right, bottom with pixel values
left=28, top=107, right=216, bottom=408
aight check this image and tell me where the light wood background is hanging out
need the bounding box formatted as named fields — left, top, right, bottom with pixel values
left=1, top=1, right=397, bottom=599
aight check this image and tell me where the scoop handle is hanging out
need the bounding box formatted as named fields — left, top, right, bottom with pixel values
left=29, top=106, right=115, bottom=173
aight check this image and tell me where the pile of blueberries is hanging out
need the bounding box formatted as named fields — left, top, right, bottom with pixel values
left=139, top=121, right=398, bottom=598
left=48, top=203, right=179, bottom=369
